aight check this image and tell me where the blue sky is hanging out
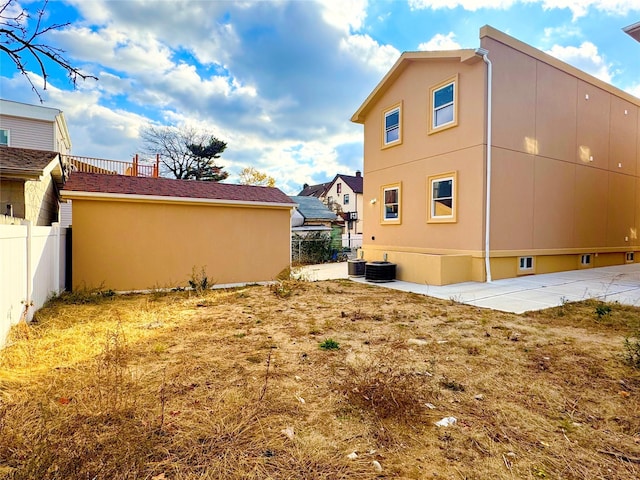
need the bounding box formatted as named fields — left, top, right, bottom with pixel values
left=1, top=0, right=639, bottom=194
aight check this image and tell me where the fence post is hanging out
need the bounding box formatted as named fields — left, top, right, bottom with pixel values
left=23, top=219, right=33, bottom=321
left=154, top=154, right=160, bottom=178
left=133, top=154, right=139, bottom=176
left=52, top=222, right=60, bottom=295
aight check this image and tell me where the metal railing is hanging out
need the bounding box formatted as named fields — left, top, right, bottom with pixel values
left=63, top=154, right=160, bottom=178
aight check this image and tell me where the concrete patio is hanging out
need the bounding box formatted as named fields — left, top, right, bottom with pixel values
left=299, top=262, right=640, bottom=314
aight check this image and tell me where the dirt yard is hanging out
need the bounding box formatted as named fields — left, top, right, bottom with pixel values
left=0, top=278, right=639, bottom=479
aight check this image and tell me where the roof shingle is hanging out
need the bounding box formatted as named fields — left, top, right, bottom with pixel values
left=0, top=146, right=60, bottom=174
left=62, top=172, right=295, bottom=205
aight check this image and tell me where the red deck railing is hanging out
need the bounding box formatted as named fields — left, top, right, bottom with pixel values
left=63, top=154, right=160, bottom=178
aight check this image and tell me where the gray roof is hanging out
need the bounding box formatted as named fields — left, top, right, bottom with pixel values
left=0, top=146, right=64, bottom=184
left=289, top=196, right=337, bottom=221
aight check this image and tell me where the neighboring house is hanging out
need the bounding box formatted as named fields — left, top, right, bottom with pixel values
left=0, top=99, right=73, bottom=225
left=0, top=99, right=71, bottom=154
left=298, top=182, right=330, bottom=200
left=351, top=25, right=640, bottom=285
left=0, top=146, right=66, bottom=225
left=290, top=195, right=338, bottom=233
left=322, top=171, right=364, bottom=241
left=61, top=172, right=296, bottom=291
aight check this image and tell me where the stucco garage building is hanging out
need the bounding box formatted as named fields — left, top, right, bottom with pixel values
left=61, top=172, right=295, bottom=291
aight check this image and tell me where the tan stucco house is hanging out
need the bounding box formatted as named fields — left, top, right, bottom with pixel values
left=351, top=25, right=640, bottom=285
left=61, top=172, right=295, bottom=291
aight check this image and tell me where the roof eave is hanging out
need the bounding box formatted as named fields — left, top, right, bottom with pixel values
left=480, top=24, right=640, bottom=105
left=59, top=189, right=296, bottom=208
left=623, top=22, right=640, bottom=42
left=351, top=49, right=479, bottom=124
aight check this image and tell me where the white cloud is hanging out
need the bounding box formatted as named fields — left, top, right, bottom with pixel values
left=539, top=0, right=640, bottom=19
left=409, top=0, right=640, bottom=19
left=319, top=0, right=368, bottom=33
left=409, top=0, right=518, bottom=11
left=626, top=83, right=640, bottom=99
left=545, top=42, right=613, bottom=83
left=418, top=32, right=462, bottom=50
left=340, top=34, right=400, bottom=73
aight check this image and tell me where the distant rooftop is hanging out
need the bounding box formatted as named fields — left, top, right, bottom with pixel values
left=289, top=195, right=337, bottom=221
left=624, top=21, right=640, bottom=42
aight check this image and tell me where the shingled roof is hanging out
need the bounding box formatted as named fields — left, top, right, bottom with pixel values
left=333, top=172, right=363, bottom=194
left=297, top=182, right=329, bottom=197
left=289, top=196, right=337, bottom=222
left=0, top=145, right=62, bottom=179
left=62, top=172, right=295, bottom=205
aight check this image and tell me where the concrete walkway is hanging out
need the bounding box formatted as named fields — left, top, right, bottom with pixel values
left=298, top=262, right=640, bottom=314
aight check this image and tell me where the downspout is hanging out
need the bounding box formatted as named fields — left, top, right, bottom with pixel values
left=476, top=47, right=492, bottom=282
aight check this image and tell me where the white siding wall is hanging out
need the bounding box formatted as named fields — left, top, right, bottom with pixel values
left=0, top=223, right=66, bottom=347
left=0, top=115, right=55, bottom=151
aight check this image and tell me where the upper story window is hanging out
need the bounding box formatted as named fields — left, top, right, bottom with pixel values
left=0, top=129, right=9, bottom=146
left=337, top=183, right=342, bottom=194
left=429, top=75, right=458, bottom=134
left=427, top=172, right=457, bottom=223
left=343, top=194, right=349, bottom=205
left=382, top=102, right=402, bottom=147
left=381, top=183, right=401, bottom=224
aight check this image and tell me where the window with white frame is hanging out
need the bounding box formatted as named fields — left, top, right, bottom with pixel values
left=383, top=104, right=401, bottom=146
left=580, top=254, right=592, bottom=266
left=343, top=194, right=349, bottom=205
left=427, top=172, right=457, bottom=223
left=0, top=129, right=8, bottom=146
left=429, top=76, right=458, bottom=133
left=519, top=256, right=533, bottom=271
left=381, top=184, right=401, bottom=223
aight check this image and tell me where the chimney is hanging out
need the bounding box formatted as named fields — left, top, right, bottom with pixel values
left=355, top=170, right=361, bottom=177
left=303, top=183, right=309, bottom=189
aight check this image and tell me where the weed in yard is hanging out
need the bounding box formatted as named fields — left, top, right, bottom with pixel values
left=269, top=279, right=302, bottom=298
left=439, top=377, right=466, bottom=392
left=48, top=284, right=116, bottom=305
left=319, top=338, right=340, bottom=350
left=340, top=349, right=437, bottom=422
left=595, top=302, right=613, bottom=319
left=188, top=266, right=213, bottom=294
left=622, top=330, right=640, bottom=369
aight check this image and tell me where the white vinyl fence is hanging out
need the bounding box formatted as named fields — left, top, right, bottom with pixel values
left=342, top=233, right=362, bottom=249
left=0, top=222, right=66, bottom=347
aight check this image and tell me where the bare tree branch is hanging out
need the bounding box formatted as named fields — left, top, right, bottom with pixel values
left=0, top=0, right=98, bottom=102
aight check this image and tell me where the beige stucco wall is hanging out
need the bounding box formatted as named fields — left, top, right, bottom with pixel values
left=357, top=30, right=640, bottom=285
left=70, top=198, right=292, bottom=291
left=359, top=56, right=487, bottom=283
left=483, top=33, right=640, bottom=257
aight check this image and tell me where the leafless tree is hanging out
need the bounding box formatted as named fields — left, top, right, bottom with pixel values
left=141, top=124, right=228, bottom=181
left=0, top=0, right=97, bottom=101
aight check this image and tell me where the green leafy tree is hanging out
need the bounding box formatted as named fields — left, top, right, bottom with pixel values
left=186, top=137, right=228, bottom=181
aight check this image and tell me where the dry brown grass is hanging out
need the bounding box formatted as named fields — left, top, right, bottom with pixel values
left=1, top=280, right=639, bottom=479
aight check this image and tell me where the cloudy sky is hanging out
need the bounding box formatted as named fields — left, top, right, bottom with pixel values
left=1, top=0, right=639, bottom=194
